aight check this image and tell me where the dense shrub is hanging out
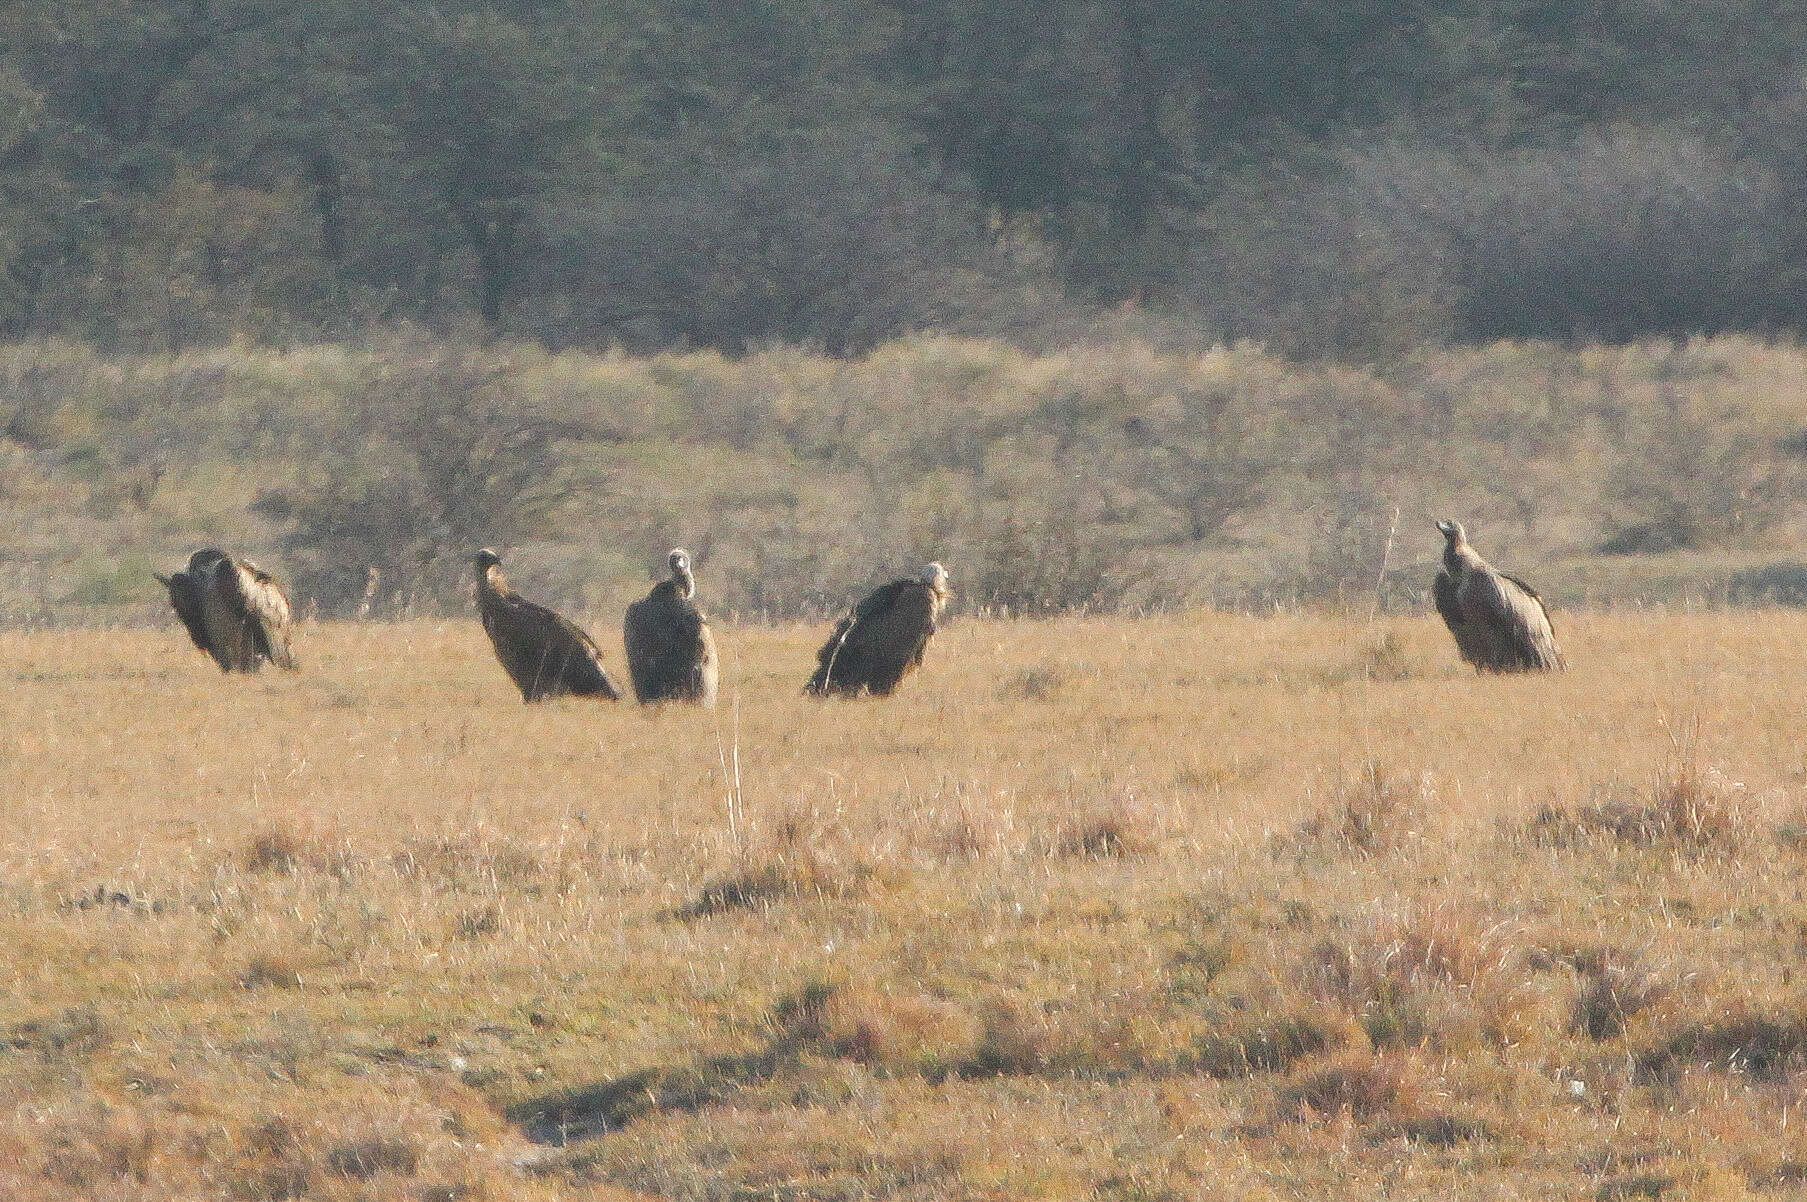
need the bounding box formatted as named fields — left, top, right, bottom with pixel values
left=253, top=342, right=600, bottom=614
left=1191, top=131, right=1787, bottom=360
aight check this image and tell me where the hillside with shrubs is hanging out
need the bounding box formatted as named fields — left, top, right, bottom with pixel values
left=3, top=334, right=1804, bottom=625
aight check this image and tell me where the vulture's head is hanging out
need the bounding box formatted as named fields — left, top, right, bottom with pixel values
left=919, top=562, right=951, bottom=599
left=668, top=548, right=695, bottom=598
left=1435, top=519, right=1479, bottom=574
left=473, top=548, right=504, bottom=580
left=186, top=547, right=229, bottom=574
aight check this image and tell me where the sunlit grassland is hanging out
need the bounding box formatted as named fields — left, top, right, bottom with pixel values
left=4, top=611, right=1807, bottom=1199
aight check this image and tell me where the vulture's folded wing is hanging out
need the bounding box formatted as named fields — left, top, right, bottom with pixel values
left=491, top=597, right=619, bottom=700
left=226, top=560, right=300, bottom=670
left=835, top=582, right=936, bottom=694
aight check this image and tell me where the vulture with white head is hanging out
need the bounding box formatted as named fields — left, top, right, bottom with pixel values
left=807, top=563, right=951, bottom=697
left=623, top=548, right=719, bottom=705
left=1433, top=520, right=1564, bottom=673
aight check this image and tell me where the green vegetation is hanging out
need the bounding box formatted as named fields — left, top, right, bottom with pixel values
left=8, top=2, right=1807, bottom=357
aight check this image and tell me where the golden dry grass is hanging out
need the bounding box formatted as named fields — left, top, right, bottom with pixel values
left=5, top=610, right=1807, bottom=1198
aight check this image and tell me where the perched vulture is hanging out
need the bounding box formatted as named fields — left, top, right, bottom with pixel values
left=474, top=548, right=621, bottom=703
left=807, top=562, right=951, bottom=697
left=1433, top=519, right=1564, bottom=673
left=155, top=548, right=299, bottom=673
left=623, top=548, right=719, bottom=706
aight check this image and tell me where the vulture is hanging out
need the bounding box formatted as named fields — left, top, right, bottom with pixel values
left=807, top=562, right=951, bottom=697
left=474, top=548, right=621, bottom=703
left=1433, top=519, right=1564, bottom=673
left=623, top=548, right=719, bottom=706
left=155, top=548, right=299, bottom=673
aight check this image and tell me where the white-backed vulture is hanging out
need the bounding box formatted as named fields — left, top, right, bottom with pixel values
left=623, top=548, right=719, bottom=706
left=155, top=548, right=300, bottom=673
left=1433, top=519, right=1564, bottom=673
left=807, top=563, right=951, bottom=697
left=474, top=549, right=621, bottom=703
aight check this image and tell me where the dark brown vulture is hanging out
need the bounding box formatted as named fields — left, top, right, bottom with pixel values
left=807, top=562, right=951, bottom=697
left=155, top=548, right=300, bottom=673
left=623, top=548, right=719, bottom=706
left=1433, top=519, right=1564, bottom=673
left=474, top=549, right=621, bottom=703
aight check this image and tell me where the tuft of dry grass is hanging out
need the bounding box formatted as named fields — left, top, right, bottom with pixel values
left=242, top=825, right=307, bottom=874
left=1188, top=1009, right=1360, bottom=1077
left=326, top=1134, right=421, bottom=1180
left=1316, top=631, right=1419, bottom=685
left=1571, top=948, right=1671, bottom=1040
left=680, top=809, right=881, bottom=918
left=393, top=833, right=548, bottom=891
left=1302, top=905, right=1529, bottom=1051
left=6, top=1005, right=109, bottom=1061
left=1277, top=1050, right=1425, bottom=1122
left=1275, top=1051, right=1498, bottom=1147
left=454, top=903, right=505, bottom=940
left=767, top=983, right=1056, bottom=1084
left=995, top=664, right=1069, bottom=702
left=1291, top=761, right=1435, bottom=857
left=1635, top=1010, right=1807, bottom=1083
left=961, top=1000, right=1060, bottom=1078
left=37, top=1105, right=156, bottom=1191
left=241, top=823, right=359, bottom=878
left=1529, top=762, right=1755, bottom=853
left=1358, top=631, right=1416, bottom=682
left=1041, top=787, right=1162, bottom=859
left=239, top=953, right=305, bottom=991
left=801, top=985, right=985, bottom=1078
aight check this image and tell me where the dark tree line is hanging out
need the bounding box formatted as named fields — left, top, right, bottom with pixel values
left=8, top=0, right=1807, bottom=358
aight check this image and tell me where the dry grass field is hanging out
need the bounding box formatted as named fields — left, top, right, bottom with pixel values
left=6, top=609, right=1807, bottom=1199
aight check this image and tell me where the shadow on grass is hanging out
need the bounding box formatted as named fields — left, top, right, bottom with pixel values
left=666, top=863, right=793, bottom=920
left=507, top=981, right=1063, bottom=1146
left=508, top=1053, right=783, bottom=1145
left=508, top=979, right=1363, bottom=1148
left=507, top=983, right=837, bottom=1145
left=665, top=851, right=879, bottom=922
left=1635, top=1015, right=1807, bottom=1083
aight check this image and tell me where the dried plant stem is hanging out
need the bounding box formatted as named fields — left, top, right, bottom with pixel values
left=1369, top=504, right=1401, bottom=624
left=715, top=692, right=746, bottom=859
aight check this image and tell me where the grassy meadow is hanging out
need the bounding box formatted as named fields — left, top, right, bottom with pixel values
left=6, top=609, right=1807, bottom=1199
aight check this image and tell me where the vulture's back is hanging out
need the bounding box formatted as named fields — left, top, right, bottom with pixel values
left=222, top=560, right=299, bottom=670
left=482, top=592, right=619, bottom=701
left=624, top=585, right=718, bottom=704
left=1493, top=572, right=1563, bottom=671
left=808, top=580, right=938, bottom=696
left=1459, top=568, right=1563, bottom=672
